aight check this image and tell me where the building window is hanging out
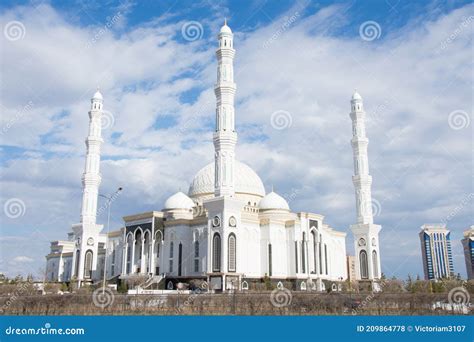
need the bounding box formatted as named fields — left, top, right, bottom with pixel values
left=319, top=234, right=323, bottom=274
left=294, top=241, right=298, bottom=273
left=75, top=250, right=80, bottom=277
left=268, top=243, right=272, bottom=276
left=311, top=231, right=317, bottom=273
left=111, top=249, right=116, bottom=275
left=169, top=241, right=174, bottom=258
left=360, top=250, right=368, bottom=279
left=372, top=250, right=378, bottom=278
left=178, top=243, right=183, bottom=276
left=194, top=241, right=199, bottom=272
left=194, top=241, right=199, bottom=258
left=324, top=244, right=328, bottom=275
left=169, top=259, right=173, bottom=273
left=302, top=233, right=306, bottom=274
left=228, top=234, right=236, bottom=272
left=213, top=233, right=221, bottom=272
left=84, top=250, right=93, bottom=279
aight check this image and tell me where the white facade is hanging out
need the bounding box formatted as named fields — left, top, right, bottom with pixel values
left=45, top=21, right=386, bottom=291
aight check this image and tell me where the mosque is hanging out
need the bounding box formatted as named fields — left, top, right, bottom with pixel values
left=45, top=21, right=382, bottom=292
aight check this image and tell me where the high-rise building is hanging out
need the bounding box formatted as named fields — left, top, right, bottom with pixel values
left=461, top=226, right=474, bottom=280
left=419, top=224, right=454, bottom=280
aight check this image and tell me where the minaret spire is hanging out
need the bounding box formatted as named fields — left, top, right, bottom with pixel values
left=213, top=20, right=237, bottom=197
left=80, top=89, right=104, bottom=224
left=350, top=91, right=373, bottom=224
left=349, top=91, right=382, bottom=283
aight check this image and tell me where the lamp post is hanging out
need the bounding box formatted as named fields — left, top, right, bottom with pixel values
left=99, top=187, right=123, bottom=295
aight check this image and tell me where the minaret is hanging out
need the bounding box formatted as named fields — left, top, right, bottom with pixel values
left=80, top=89, right=104, bottom=224
left=70, top=89, right=105, bottom=287
left=349, top=91, right=382, bottom=283
left=213, top=20, right=237, bottom=197
left=350, top=91, right=373, bottom=225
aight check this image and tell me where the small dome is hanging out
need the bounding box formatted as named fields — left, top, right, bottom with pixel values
left=92, top=90, right=103, bottom=100
left=259, top=191, right=290, bottom=211
left=351, top=91, right=362, bottom=101
left=220, top=22, right=232, bottom=34
left=164, top=192, right=195, bottom=210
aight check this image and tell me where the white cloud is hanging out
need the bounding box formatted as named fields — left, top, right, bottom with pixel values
left=12, top=256, right=34, bottom=263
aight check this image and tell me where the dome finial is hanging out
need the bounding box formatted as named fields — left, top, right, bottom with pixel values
left=352, top=89, right=362, bottom=101
left=224, top=17, right=227, bottom=26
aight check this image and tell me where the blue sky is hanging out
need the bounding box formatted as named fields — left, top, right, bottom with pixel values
left=0, top=0, right=472, bottom=280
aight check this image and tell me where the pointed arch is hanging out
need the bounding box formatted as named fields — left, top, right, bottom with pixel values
left=228, top=233, right=236, bottom=272
left=84, top=250, right=93, bottom=279
left=212, top=233, right=221, bottom=272
left=372, top=250, right=378, bottom=278
left=360, top=250, right=368, bottom=279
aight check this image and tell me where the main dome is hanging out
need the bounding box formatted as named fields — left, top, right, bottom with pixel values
left=188, top=161, right=265, bottom=202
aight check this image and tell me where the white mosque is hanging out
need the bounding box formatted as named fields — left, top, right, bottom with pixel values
left=45, top=21, right=382, bottom=292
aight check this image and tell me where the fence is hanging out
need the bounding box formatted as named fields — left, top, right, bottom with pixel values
left=0, top=292, right=466, bottom=316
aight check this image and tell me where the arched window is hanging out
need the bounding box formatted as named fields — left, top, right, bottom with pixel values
left=311, top=231, right=317, bottom=273
left=241, top=281, right=249, bottom=291
left=324, top=244, right=328, bottom=275
left=319, top=234, right=323, bottom=274
left=178, top=243, right=183, bottom=276
left=302, top=233, right=306, bottom=273
left=212, top=233, right=221, bottom=272
left=111, top=249, right=116, bottom=275
left=194, top=241, right=200, bottom=272
left=74, top=250, right=80, bottom=277
left=372, top=250, right=378, bottom=278
left=228, top=234, right=236, bottom=272
left=84, top=250, right=93, bottom=279
left=169, top=241, right=174, bottom=258
left=126, top=233, right=133, bottom=274
left=360, top=250, right=368, bottom=279
left=268, top=243, right=272, bottom=276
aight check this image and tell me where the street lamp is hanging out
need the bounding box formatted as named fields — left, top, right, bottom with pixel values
left=99, top=187, right=123, bottom=296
